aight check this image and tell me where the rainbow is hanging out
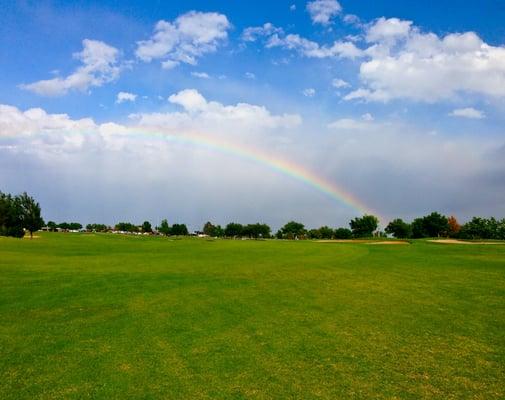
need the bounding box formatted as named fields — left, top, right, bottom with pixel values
left=131, top=128, right=383, bottom=220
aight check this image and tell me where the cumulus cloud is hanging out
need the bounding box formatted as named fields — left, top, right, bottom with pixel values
left=116, top=91, right=137, bottom=103
left=332, top=78, right=349, bottom=88
left=266, top=33, right=364, bottom=59
left=365, top=17, right=412, bottom=44
left=449, top=107, right=486, bottom=119
left=327, top=117, right=373, bottom=130
left=134, top=89, right=302, bottom=131
left=242, top=23, right=283, bottom=42
left=191, top=71, right=210, bottom=79
left=306, top=0, right=342, bottom=26
left=20, top=39, right=120, bottom=96
left=345, top=18, right=505, bottom=102
left=135, top=11, right=231, bottom=68
left=245, top=72, right=256, bottom=79
left=302, top=88, right=316, bottom=97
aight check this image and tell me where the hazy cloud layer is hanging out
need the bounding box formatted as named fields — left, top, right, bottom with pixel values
left=1, top=95, right=504, bottom=228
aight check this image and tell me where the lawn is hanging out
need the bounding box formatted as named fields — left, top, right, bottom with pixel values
left=0, top=233, right=504, bottom=399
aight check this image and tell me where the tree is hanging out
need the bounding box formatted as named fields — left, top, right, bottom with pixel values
left=411, top=218, right=427, bottom=238
left=280, top=221, right=306, bottom=239
left=158, top=219, right=171, bottom=236
left=203, top=221, right=216, bottom=236
left=447, top=216, right=461, bottom=238
left=349, top=215, right=379, bottom=238
left=422, top=212, right=448, bottom=237
left=243, top=223, right=271, bottom=239
left=86, top=223, right=108, bottom=232
left=214, top=225, right=224, bottom=237
left=334, top=227, right=352, bottom=239
left=171, top=223, right=188, bottom=236
left=319, top=226, right=334, bottom=239
left=142, top=221, right=152, bottom=233
left=225, top=222, right=243, bottom=238
left=307, top=229, right=322, bottom=239
left=385, top=218, right=411, bottom=238
left=18, top=193, right=44, bottom=238
left=459, top=217, right=497, bottom=239
left=47, top=221, right=58, bottom=231
left=115, top=222, right=136, bottom=232
left=68, top=222, right=83, bottom=231
left=0, top=192, right=24, bottom=238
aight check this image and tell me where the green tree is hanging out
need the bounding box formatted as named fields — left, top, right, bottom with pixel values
left=349, top=215, right=379, bottom=238
left=459, top=217, right=497, bottom=239
left=171, top=223, right=189, bottom=236
left=279, top=221, right=306, bottom=239
left=225, top=222, right=243, bottom=237
left=142, top=221, right=152, bottom=233
left=334, top=227, right=352, bottom=239
left=115, top=222, right=136, bottom=232
left=203, top=221, right=216, bottom=236
left=411, top=218, right=427, bottom=238
left=318, top=226, right=334, bottom=239
left=18, top=192, right=44, bottom=239
left=214, top=225, right=224, bottom=237
left=307, top=228, right=322, bottom=239
left=243, top=223, right=271, bottom=239
left=0, top=192, right=24, bottom=238
left=68, top=222, right=83, bottom=231
left=422, top=212, right=449, bottom=237
left=158, top=219, right=171, bottom=236
left=385, top=218, right=411, bottom=238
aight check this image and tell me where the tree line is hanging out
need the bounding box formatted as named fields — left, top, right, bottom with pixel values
left=2, top=191, right=505, bottom=240
left=385, top=212, right=505, bottom=240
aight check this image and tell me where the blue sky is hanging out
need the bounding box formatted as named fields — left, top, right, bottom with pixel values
left=1, top=0, right=504, bottom=229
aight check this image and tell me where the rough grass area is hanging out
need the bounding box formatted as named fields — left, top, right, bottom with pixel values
left=1, top=233, right=504, bottom=399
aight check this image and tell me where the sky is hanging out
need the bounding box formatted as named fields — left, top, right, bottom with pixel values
left=1, top=0, right=505, bottom=230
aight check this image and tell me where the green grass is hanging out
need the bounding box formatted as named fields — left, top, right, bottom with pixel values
left=0, top=233, right=504, bottom=399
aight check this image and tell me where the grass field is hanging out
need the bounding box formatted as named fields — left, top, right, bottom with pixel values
left=1, top=233, right=504, bottom=399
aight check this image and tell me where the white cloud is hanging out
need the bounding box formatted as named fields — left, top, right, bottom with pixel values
left=267, top=34, right=364, bottom=59
left=306, top=0, right=342, bottom=26
left=332, top=78, right=349, bottom=88
left=136, top=11, right=231, bottom=68
left=116, top=91, right=137, bottom=103
left=365, top=17, right=412, bottom=44
left=154, top=89, right=302, bottom=130
left=361, top=113, right=374, bottom=121
left=167, top=89, right=208, bottom=112
left=245, top=72, right=256, bottom=79
left=20, top=39, right=120, bottom=96
left=302, top=88, right=316, bottom=97
left=290, top=4, right=296, bottom=11
left=191, top=71, right=210, bottom=79
left=346, top=18, right=505, bottom=102
left=327, top=117, right=373, bottom=130
left=449, top=107, right=486, bottom=119
left=242, top=23, right=283, bottom=42
left=343, top=14, right=361, bottom=26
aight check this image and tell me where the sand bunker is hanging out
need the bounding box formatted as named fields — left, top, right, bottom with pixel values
left=318, top=240, right=409, bottom=245
left=428, top=239, right=504, bottom=245
left=366, top=241, right=409, bottom=245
